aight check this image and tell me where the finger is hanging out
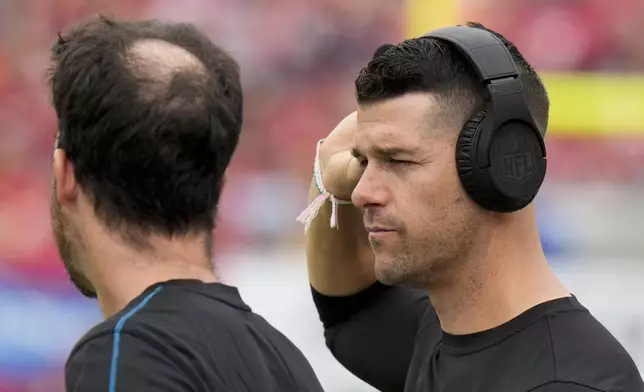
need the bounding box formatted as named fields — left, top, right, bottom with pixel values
left=323, top=151, right=357, bottom=200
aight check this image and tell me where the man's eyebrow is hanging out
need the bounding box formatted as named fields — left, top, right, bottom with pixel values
left=352, top=145, right=420, bottom=158
left=372, top=146, right=419, bottom=157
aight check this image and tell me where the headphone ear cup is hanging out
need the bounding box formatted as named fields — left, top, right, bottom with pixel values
left=456, top=109, right=488, bottom=205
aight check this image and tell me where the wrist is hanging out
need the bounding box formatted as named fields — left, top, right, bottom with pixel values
left=297, top=139, right=352, bottom=233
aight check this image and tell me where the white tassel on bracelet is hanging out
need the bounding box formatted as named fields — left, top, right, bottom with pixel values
left=296, top=139, right=352, bottom=233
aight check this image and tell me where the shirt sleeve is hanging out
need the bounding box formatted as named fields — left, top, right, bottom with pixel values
left=66, top=331, right=197, bottom=392
left=529, top=381, right=607, bottom=392
left=312, top=282, right=433, bottom=392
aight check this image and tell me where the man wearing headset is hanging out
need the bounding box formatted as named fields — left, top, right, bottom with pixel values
left=300, top=22, right=643, bottom=392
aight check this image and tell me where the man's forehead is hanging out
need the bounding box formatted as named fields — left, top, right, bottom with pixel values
left=354, top=94, right=444, bottom=151
left=353, top=124, right=421, bottom=153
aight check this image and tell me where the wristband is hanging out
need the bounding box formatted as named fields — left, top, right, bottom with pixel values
left=296, top=139, right=352, bottom=233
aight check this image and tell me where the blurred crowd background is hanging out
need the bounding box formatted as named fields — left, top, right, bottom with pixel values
left=1, top=0, right=643, bottom=391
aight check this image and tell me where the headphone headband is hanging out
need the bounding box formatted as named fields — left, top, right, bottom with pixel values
left=422, top=26, right=518, bottom=84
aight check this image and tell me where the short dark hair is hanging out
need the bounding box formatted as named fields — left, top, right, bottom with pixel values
left=50, top=16, right=243, bottom=243
left=355, top=22, right=549, bottom=134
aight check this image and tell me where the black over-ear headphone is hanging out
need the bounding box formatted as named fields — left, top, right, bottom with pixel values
left=422, top=26, right=547, bottom=212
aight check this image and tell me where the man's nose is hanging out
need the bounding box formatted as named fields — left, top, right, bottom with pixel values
left=351, top=165, right=390, bottom=209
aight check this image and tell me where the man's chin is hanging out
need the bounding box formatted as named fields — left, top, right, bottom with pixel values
left=374, top=257, right=409, bottom=286
left=75, top=283, right=98, bottom=299
left=69, top=273, right=97, bottom=298
left=64, top=263, right=97, bottom=298
left=374, top=254, right=427, bottom=288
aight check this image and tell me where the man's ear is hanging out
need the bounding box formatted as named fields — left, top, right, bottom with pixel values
left=52, top=148, right=79, bottom=206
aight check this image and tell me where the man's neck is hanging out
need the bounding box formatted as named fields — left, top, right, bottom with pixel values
left=428, top=216, right=570, bottom=336
left=95, top=261, right=217, bottom=318
left=83, top=230, right=217, bottom=318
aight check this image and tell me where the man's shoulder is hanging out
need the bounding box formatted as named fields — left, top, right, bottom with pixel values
left=69, top=284, right=233, bottom=354
left=69, top=315, right=119, bottom=360
left=71, top=281, right=296, bottom=362
left=547, top=302, right=644, bottom=391
left=66, top=283, right=324, bottom=391
left=548, top=304, right=635, bottom=362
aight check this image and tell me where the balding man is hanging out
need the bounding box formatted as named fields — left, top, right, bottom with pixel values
left=50, top=16, right=324, bottom=392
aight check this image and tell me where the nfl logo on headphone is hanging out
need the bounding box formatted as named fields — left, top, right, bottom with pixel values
left=500, top=137, right=536, bottom=185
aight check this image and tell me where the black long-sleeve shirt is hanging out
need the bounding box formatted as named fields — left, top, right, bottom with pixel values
left=66, top=279, right=325, bottom=392
left=313, top=283, right=644, bottom=392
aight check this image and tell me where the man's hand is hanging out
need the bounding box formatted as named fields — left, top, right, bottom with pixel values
left=317, top=112, right=363, bottom=201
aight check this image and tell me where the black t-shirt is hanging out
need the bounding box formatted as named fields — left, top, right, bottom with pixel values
left=66, top=279, right=324, bottom=392
left=313, top=283, right=644, bottom=392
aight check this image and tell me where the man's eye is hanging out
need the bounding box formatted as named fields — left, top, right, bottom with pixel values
left=385, top=157, right=412, bottom=166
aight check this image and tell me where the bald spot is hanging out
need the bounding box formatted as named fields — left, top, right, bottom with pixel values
left=128, top=39, right=206, bottom=79
left=126, top=39, right=208, bottom=106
